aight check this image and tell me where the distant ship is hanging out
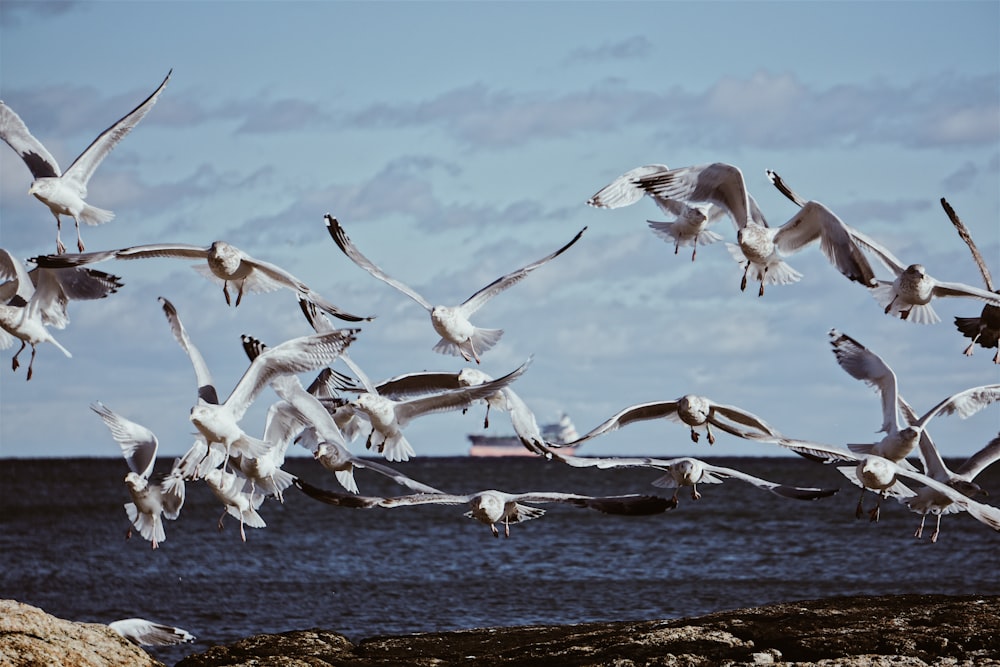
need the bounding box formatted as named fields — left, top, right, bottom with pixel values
left=467, top=413, right=580, bottom=457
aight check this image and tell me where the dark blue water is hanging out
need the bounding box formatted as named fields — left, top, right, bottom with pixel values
left=2, top=456, right=998, bottom=666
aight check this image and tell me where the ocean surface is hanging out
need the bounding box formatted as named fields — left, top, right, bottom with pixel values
left=2, top=455, right=999, bottom=666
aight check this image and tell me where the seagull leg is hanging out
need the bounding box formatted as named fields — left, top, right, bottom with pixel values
left=963, top=333, right=980, bottom=357
left=993, top=348, right=999, bottom=364
left=855, top=488, right=867, bottom=519
left=691, top=484, right=701, bottom=501
left=490, top=524, right=499, bottom=538
left=930, top=514, right=942, bottom=543
left=740, top=261, right=750, bottom=292
left=914, top=514, right=926, bottom=539
left=74, top=219, right=85, bottom=253
left=706, top=424, right=716, bottom=445
left=11, top=340, right=26, bottom=372
left=900, top=307, right=912, bottom=321
left=483, top=404, right=491, bottom=429
left=126, top=525, right=133, bottom=541
left=758, top=266, right=767, bottom=297
left=217, top=510, right=227, bottom=531
left=53, top=214, right=67, bottom=254
left=235, top=280, right=246, bottom=307
left=222, top=282, right=232, bottom=306
left=689, top=428, right=700, bottom=443
left=690, top=245, right=697, bottom=262
left=239, top=516, right=247, bottom=542
left=25, top=346, right=37, bottom=381
left=504, top=517, right=511, bottom=538
left=883, top=294, right=898, bottom=315
left=868, top=494, right=882, bottom=522
left=674, top=241, right=680, bottom=255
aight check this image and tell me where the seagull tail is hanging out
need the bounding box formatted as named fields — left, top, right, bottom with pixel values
left=79, top=204, right=115, bottom=226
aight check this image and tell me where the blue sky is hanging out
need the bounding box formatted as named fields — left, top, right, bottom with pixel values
left=1, top=1, right=997, bottom=461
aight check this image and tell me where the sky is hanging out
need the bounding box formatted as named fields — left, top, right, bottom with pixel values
left=0, top=1, right=998, bottom=462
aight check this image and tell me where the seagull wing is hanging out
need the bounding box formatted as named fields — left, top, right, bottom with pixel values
left=351, top=457, right=445, bottom=494
left=929, top=280, right=1000, bottom=305
left=765, top=169, right=807, bottom=207
left=699, top=461, right=839, bottom=500
left=913, top=384, right=1000, bottom=429
left=61, top=70, right=171, bottom=188
left=374, top=370, right=463, bottom=399
left=892, top=462, right=1000, bottom=533
left=223, top=329, right=359, bottom=421
left=829, top=329, right=900, bottom=434
left=90, top=402, right=158, bottom=479
left=394, top=358, right=531, bottom=425
left=586, top=164, right=669, bottom=208
left=774, top=201, right=878, bottom=286
left=159, top=296, right=219, bottom=405
left=511, top=491, right=674, bottom=515
left=240, top=253, right=372, bottom=322
left=956, top=433, right=1000, bottom=480
left=324, top=214, right=433, bottom=310
left=0, top=101, right=61, bottom=178
left=941, top=197, right=994, bottom=292
left=707, top=402, right=781, bottom=438
left=458, top=227, right=586, bottom=316
left=562, top=400, right=681, bottom=446
left=634, top=162, right=763, bottom=230
left=0, top=249, right=36, bottom=303
left=28, top=249, right=119, bottom=268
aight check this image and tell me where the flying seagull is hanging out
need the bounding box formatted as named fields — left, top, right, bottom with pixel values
left=0, top=71, right=171, bottom=253
left=326, top=214, right=585, bottom=363
left=31, top=240, right=373, bottom=321
left=586, top=164, right=727, bottom=261
left=295, top=479, right=674, bottom=537
left=941, top=197, right=1000, bottom=361
left=634, top=162, right=877, bottom=295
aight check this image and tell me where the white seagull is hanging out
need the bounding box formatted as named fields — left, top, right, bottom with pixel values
left=829, top=329, right=1000, bottom=464
left=557, top=394, right=782, bottom=448
left=31, top=240, right=373, bottom=321
left=546, top=451, right=838, bottom=507
left=0, top=71, right=171, bottom=253
left=337, top=352, right=533, bottom=462
left=633, top=162, right=877, bottom=295
left=0, top=249, right=122, bottom=379
left=202, top=467, right=267, bottom=542
left=108, top=618, right=195, bottom=647
left=586, top=164, right=727, bottom=261
left=239, top=333, right=444, bottom=496
left=294, top=479, right=673, bottom=538
left=90, top=402, right=188, bottom=549
left=158, top=296, right=359, bottom=464
left=941, top=197, right=1000, bottom=361
left=326, top=214, right=585, bottom=363
left=905, top=427, right=1000, bottom=543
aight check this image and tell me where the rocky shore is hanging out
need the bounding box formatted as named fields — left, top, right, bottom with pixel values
left=3, top=595, right=998, bottom=666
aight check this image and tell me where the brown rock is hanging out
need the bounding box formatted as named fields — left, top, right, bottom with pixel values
left=175, top=595, right=1000, bottom=667
left=0, top=599, right=163, bottom=667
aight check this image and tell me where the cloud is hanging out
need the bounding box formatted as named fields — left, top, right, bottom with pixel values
left=566, top=35, right=653, bottom=63
left=0, top=0, right=76, bottom=27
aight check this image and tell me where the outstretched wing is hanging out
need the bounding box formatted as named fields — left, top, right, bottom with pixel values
left=62, top=70, right=172, bottom=187
left=159, top=296, right=219, bottom=405
left=91, top=402, right=158, bottom=479
left=325, top=214, right=433, bottom=310
left=0, top=101, right=61, bottom=178
left=560, top=400, right=681, bottom=447
left=458, top=227, right=586, bottom=316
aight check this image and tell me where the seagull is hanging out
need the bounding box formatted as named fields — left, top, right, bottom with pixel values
left=90, top=402, right=188, bottom=549
left=31, top=240, right=373, bottom=321
left=158, top=296, right=359, bottom=464
left=904, top=426, right=1000, bottom=543
left=545, top=451, right=838, bottom=507
left=326, top=214, right=585, bottom=363
left=556, top=394, right=782, bottom=448
left=108, top=618, right=195, bottom=647
left=0, top=71, right=171, bottom=253
left=202, top=466, right=267, bottom=542
left=633, top=162, right=877, bottom=295
left=337, top=352, right=533, bottom=462
left=239, top=333, right=444, bottom=496
left=586, top=164, right=727, bottom=261
left=941, top=197, right=1000, bottom=361
left=294, top=479, right=674, bottom=537
left=829, top=329, right=1000, bottom=464
left=0, top=249, right=122, bottom=379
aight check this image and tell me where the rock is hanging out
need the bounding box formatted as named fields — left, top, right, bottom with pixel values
left=174, top=595, right=1000, bottom=667
left=0, top=599, right=163, bottom=667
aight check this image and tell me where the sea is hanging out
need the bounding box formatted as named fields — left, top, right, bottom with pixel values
left=2, top=455, right=999, bottom=666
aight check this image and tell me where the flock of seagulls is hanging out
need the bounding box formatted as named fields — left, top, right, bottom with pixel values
left=1, top=71, right=999, bottom=558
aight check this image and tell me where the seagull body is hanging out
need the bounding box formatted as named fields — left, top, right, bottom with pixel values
left=547, top=452, right=838, bottom=506
left=108, top=618, right=195, bottom=647
left=586, top=164, right=726, bottom=261
left=339, top=354, right=532, bottom=462
left=905, top=432, right=1000, bottom=542
left=0, top=71, right=171, bottom=253
left=91, top=402, right=187, bottom=549
left=294, top=479, right=673, bottom=537
left=326, top=214, right=585, bottom=363
left=32, top=240, right=372, bottom=321
left=0, top=249, right=122, bottom=379
left=560, top=394, right=781, bottom=448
